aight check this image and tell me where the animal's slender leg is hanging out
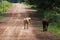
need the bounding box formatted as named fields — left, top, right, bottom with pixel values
left=24, top=23, right=25, bottom=29
left=27, top=23, right=28, bottom=29
left=45, top=25, right=48, bottom=31
left=43, top=25, right=45, bottom=32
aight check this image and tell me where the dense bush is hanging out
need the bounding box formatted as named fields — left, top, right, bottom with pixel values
left=0, top=1, right=11, bottom=13
left=28, top=0, right=60, bottom=9
left=48, top=24, right=60, bottom=35
left=0, top=1, right=11, bottom=19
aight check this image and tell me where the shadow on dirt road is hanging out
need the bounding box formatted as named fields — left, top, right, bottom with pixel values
left=0, top=3, right=60, bottom=40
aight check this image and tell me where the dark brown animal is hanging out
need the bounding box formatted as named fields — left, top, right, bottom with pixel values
left=42, top=19, right=49, bottom=32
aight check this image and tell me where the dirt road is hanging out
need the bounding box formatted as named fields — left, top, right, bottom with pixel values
left=0, top=3, right=60, bottom=40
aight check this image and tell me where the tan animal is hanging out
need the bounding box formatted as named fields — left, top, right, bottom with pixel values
left=24, top=17, right=31, bottom=29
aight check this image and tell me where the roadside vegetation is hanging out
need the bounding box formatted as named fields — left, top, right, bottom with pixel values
left=23, top=0, right=60, bottom=35
left=48, top=24, right=60, bottom=35
left=0, top=1, right=11, bottom=19
left=0, top=0, right=60, bottom=35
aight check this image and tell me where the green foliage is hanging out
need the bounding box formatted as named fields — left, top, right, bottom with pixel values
left=25, top=0, right=60, bottom=35
left=36, top=8, right=60, bottom=22
left=0, top=1, right=11, bottom=13
left=0, top=15, right=4, bottom=19
left=0, top=1, right=11, bottom=19
left=28, top=0, right=60, bottom=9
left=48, top=24, right=60, bottom=35
left=22, top=2, right=37, bottom=8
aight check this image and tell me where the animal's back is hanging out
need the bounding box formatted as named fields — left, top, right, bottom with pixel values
left=24, top=17, right=31, bottom=24
left=24, top=19, right=28, bottom=24
left=42, top=19, right=48, bottom=25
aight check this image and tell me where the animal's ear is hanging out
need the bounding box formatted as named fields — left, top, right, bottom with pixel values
left=30, top=18, right=31, bottom=19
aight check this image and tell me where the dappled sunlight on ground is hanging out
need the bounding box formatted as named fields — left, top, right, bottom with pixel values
left=0, top=3, right=60, bottom=40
